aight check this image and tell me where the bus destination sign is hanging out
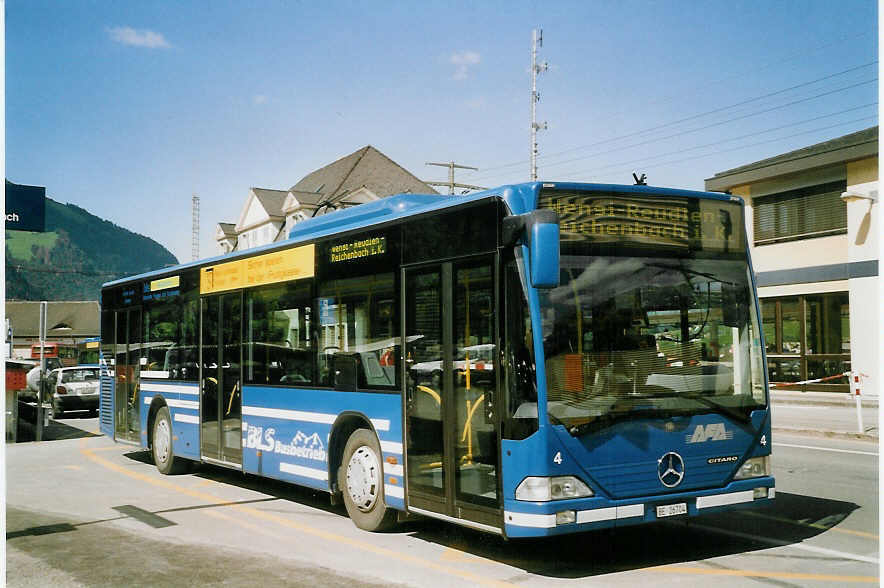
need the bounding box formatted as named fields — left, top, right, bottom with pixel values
left=201, top=244, right=315, bottom=294
left=539, top=191, right=742, bottom=253
left=330, top=236, right=386, bottom=263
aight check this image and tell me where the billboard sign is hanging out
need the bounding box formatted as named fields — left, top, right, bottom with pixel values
left=5, top=180, right=47, bottom=232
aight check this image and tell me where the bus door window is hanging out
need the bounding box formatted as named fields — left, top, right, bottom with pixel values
left=113, top=308, right=141, bottom=442
left=200, top=292, right=242, bottom=465
left=453, top=261, right=498, bottom=507
left=404, top=269, right=444, bottom=499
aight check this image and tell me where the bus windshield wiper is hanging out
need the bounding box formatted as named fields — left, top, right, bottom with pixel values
left=645, top=389, right=751, bottom=424
left=559, top=404, right=662, bottom=437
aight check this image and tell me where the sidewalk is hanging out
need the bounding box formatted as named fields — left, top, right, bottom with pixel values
left=771, top=389, right=878, bottom=408
left=771, top=389, right=879, bottom=442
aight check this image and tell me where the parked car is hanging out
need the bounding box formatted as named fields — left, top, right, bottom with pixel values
left=48, top=366, right=100, bottom=418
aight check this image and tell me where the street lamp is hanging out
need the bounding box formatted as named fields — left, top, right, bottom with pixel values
left=841, top=189, right=878, bottom=207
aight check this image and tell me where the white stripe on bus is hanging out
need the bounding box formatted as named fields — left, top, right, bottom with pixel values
left=141, top=371, right=171, bottom=379
left=507, top=503, right=645, bottom=528
left=141, top=382, right=199, bottom=395
left=384, top=463, right=403, bottom=476
left=696, top=490, right=754, bottom=509
left=384, top=484, right=404, bottom=499
left=174, top=413, right=199, bottom=424
left=279, top=462, right=328, bottom=481
left=143, top=397, right=199, bottom=410
left=380, top=440, right=403, bottom=454
left=242, top=405, right=390, bottom=431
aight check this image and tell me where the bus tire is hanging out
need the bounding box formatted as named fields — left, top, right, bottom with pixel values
left=339, top=428, right=396, bottom=532
left=152, top=405, right=188, bottom=475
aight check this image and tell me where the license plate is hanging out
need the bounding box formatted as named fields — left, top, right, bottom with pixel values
left=656, top=503, right=687, bottom=518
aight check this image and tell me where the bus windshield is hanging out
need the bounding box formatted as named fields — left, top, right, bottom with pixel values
left=538, top=190, right=767, bottom=434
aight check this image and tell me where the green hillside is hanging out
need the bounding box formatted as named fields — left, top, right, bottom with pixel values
left=6, top=198, right=178, bottom=301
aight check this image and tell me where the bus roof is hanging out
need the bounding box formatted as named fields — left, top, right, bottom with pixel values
left=103, top=181, right=736, bottom=289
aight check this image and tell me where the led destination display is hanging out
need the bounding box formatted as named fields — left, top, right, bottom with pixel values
left=329, top=236, right=386, bottom=263
left=539, top=191, right=743, bottom=253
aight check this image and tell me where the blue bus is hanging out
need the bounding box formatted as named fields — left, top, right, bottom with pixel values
left=99, top=181, right=773, bottom=537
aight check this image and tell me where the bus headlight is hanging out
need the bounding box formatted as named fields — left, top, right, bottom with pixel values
left=734, top=456, right=770, bottom=479
left=515, top=476, right=593, bottom=501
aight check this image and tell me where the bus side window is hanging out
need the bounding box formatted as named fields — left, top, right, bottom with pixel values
left=503, top=261, right=538, bottom=440
left=316, top=272, right=397, bottom=390
left=245, top=280, right=313, bottom=386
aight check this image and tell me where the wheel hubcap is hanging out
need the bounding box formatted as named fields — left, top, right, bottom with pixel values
left=155, top=418, right=170, bottom=464
left=346, top=445, right=381, bottom=512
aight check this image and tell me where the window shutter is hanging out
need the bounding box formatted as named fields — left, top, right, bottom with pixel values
left=754, top=180, right=846, bottom=245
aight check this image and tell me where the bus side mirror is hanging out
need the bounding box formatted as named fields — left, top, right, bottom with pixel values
left=503, top=210, right=560, bottom=289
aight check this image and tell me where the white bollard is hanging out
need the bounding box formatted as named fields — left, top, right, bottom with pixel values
left=853, top=373, right=863, bottom=434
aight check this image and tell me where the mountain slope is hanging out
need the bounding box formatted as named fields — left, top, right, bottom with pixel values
left=6, top=198, right=178, bottom=301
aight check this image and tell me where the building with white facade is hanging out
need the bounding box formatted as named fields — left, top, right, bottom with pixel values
left=705, top=127, right=878, bottom=396
left=217, top=146, right=436, bottom=253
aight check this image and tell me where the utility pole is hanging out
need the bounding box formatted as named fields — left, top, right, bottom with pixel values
left=191, top=193, right=200, bottom=261
left=424, top=162, right=486, bottom=195
left=531, top=28, right=549, bottom=181
left=36, top=301, right=47, bottom=442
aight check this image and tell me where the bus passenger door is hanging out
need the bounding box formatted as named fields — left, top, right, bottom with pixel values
left=403, top=256, right=500, bottom=527
left=113, top=307, right=141, bottom=444
left=200, top=292, right=243, bottom=466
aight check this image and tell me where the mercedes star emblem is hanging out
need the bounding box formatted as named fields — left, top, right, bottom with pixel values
left=658, top=451, right=685, bottom=488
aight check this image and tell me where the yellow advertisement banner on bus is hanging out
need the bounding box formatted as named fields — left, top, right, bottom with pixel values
left=200, top=244, right=315, bottom=294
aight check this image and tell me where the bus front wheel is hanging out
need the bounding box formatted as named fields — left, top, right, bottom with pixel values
left=339, top=429, right=396, bottom=532
left=152, top=406, right=188, bottom=475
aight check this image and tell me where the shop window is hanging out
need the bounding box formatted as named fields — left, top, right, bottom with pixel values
left=805, top=293, right=850, bottom=355
left=760, top=292, right=849, bottom=391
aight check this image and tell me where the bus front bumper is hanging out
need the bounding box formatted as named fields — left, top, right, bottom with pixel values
left=503, top=477, right=775, bottom=538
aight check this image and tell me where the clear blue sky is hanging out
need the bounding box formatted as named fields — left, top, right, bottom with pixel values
left=6, top=1, right=878, bottom=263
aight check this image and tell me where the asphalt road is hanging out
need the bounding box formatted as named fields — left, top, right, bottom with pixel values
left=5, top=417, right=880, bottom=587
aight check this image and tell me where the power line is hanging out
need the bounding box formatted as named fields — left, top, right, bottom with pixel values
left=464, top=61, right=878, bottom=180
left=554, top=60, right=877, bottom=158
left=466, top=77, right=877, bottom=183
left=565, top=115, right=878, bottom=181
left=563, top=29, right=877, bottom=139
left=560, top=103, right=878, bottom=177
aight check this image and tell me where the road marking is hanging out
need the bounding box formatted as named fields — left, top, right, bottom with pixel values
left=63, top=465, right=83, bottom=470
left=80, top=442, right=516, bottom=588
left=745, top=511, right=879, bottom=540
left=690, top=522, right=879, bottom=565
left=655, top=565, right=878, bottom=583
left=775, top=442, right=878, bottom=456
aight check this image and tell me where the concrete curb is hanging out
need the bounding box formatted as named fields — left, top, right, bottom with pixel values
left=771, top=394, right=878, bottom=409
left=772, top=426, right=878, bottom=442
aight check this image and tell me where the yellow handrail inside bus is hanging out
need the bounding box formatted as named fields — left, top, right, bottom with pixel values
left=416, top=385, right=441, bottom=405
left=459, top=393, right=485, bottom=465
left=226, top=380, right=239, bottom=416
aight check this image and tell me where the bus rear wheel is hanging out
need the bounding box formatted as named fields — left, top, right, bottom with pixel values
left=339, top=429, right=396, bottom=532
left=152, top=405, right=188, bottom=475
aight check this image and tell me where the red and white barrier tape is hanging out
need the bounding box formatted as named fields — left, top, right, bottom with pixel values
left=770, top=372, right=851, bottom=388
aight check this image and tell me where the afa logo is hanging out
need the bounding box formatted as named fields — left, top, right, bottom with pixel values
left=685, top=423, right=733, bottom=443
